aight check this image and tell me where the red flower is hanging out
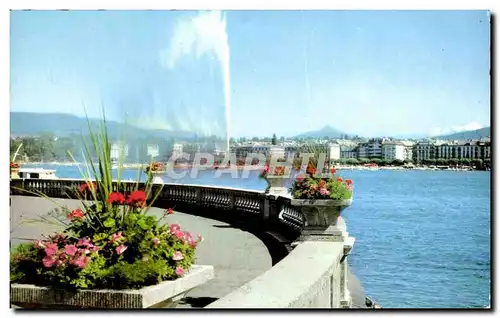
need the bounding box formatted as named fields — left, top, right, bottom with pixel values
left=319, top=180, right=326, bottom=188
left=79, top=182, right=96, bottom=193
left=330, top=167, right=336, bottom=175
left=337, top=177, right=343, bottom=183
left=127, top=190, right=147, bottom=207
left=165, top=208, right=174, bottom=215
left=67, top=209, right=85, bottom=221
left=306, top=166, right=316, bottom=175
left=261, top=164, right=270, bottom=176
left=79, top=183, right=88, bottom=193
left=108, top=192, right=125, bottom=205
left=345, top=179, right=353, bottom=186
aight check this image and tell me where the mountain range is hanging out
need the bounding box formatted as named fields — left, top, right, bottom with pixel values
left=434, top=127, right=490, bottom=140
left=10, top=112, right=198, bottom=140
left=10, top=112, right=490, bottom=141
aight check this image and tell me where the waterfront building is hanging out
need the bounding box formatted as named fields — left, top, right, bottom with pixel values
left=110, top=142, right=129, bottom=160
left=340, top=145, right=358, bottom=159
left=436, top=139, right=491, bottom=160
left=328, top=143, right=341, bottom=161
left=413, top=140, right=439, bottom=162
left=357, top=139, right=383, bottom=159
left=147, top=144, right=159, bottom=160
left=400, top=141, right=415, bottom=162
left=171, top=143, right=184, bottom=159
left=381, top=141, right=406, bottom=161
left=269, top=145, right=286, bottom=160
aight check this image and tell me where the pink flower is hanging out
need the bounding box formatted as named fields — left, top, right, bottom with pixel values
left=175, top=267, right=185, bottom=276
left=347, top=185, right=353, bottom=191
left=173, top=251, right=184, bottom=261
left=169, top=224, right=180, bottom=234
left=44, top=243, right=58, bottom=257
left=116, top=245, right=128, bottom=255
left=77, top=238, right=92, bottom=247
left=42, top=256, right=56, bottom=268
left=296, top=174, right=305, bottom=182
left=71, top=256, right=90, bottom=269
left=34, top=240, right=45, bottom=249
left=197, top=234, right=204, bottom=243
left=64, top=244, right=78, bottom=256
left=110, top=231, right=123, bottom=243
left=152, top=237, right=160, bottom=246
left=174, top=230, right=185, bottom=240
left=319, top=188, right=330, bottom=196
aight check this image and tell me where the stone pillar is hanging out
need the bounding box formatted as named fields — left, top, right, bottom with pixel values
left=291, top=199, right=355, bottom=308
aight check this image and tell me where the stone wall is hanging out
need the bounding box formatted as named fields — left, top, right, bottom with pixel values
left=207, top=217, right=355, bottom=309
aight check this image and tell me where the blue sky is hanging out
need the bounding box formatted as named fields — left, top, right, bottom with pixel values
left=10, top=10, right=490, bottom=138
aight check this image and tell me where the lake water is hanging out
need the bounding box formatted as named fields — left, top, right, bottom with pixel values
left=21, top=165, right=491, bottom=308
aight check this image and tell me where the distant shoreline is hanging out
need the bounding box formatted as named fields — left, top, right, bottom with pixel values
left=17, top=161, right=488, bottom=172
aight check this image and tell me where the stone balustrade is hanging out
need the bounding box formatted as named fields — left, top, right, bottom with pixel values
left=10, top=178, right=357, bottom=308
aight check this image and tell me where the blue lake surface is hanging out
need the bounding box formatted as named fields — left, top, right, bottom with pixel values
left=22, top=165, right=491, bottom=308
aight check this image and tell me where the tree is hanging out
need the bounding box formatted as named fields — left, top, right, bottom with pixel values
left=358, top=158, right=370, bottom=164
left=271, top=133, right=277, bottom=145
left=391, top=159, right=404, bottom=166
left=346, top=158, right=359, bottom=165
left=472, top=159, right=483, bottom=170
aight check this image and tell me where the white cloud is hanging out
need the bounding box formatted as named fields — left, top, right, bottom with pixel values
left=430, top=121, right=485, bottom=136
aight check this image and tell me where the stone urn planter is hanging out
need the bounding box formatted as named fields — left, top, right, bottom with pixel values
left=10, top=167, right=20, bottom=179
left=150, top=171, right=166, bottom=184
left=291, top=197, right=353, bottom=241
left=11, top=265, right=214, bottom=309
left=265, top=177, right=290, bottom=196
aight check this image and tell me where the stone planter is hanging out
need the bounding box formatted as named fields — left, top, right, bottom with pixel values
left=265, top=177, right=289, bottom=196
left=291, top=198, right=352, bottom=241
left=11, top=168, right=20, bottom=179
left=11, top=265, right=214, bottom=309
left=147, top=171, right=166, bottom=184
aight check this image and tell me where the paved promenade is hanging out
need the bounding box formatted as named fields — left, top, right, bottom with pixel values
left=10, top=196, right=368, bottom=308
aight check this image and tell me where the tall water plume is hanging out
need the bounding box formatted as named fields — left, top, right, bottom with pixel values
left=163, top=10, right=231, bottom=154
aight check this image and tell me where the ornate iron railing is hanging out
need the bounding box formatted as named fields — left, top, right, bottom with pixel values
left=10, top=178, right=305, bottom=242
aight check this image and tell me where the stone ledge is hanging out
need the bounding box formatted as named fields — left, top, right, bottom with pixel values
left=290, top=198, right=353, bottom=207
left=11, top=265, right=214, bottom=309
left=206, top=241, right=344, bottom=308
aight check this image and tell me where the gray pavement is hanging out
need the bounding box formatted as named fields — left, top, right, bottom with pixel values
left=10, top=196, right=367, bottom=308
